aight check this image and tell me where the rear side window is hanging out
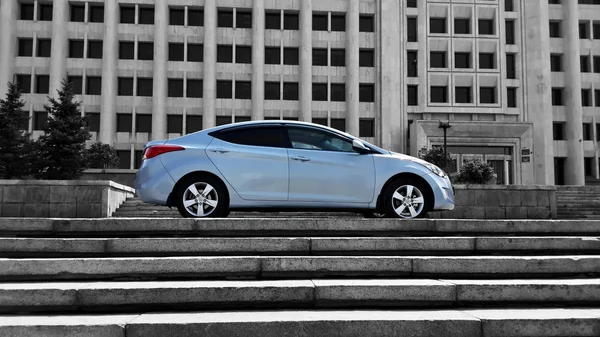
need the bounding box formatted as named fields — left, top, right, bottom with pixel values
left=213, top=126, right=286, bottom=148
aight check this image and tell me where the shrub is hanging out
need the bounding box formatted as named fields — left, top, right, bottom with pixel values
left=454, top=158, right=495, bottom=185
left=85, top=143, right=120, bottom=169
left=420, top=147, right=454, bottom=171
left=0, top=82, right=34, bottom=179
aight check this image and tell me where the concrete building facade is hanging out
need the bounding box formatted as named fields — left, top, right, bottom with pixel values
left=0, top=0, right=599, bottom=185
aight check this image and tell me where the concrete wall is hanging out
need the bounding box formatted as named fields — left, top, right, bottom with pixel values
left=0, top=180, right=135, bottom=218
left=80, top=170, right=137, bottom=189
left=431, top=185, right=557, bottom=219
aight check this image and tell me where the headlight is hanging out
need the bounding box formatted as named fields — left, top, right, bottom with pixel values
left=421, top=162, right=447, bottom=178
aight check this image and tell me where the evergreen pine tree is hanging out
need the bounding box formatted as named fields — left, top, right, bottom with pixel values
left=33, top=79, right=91, bottom=180
left=0, top=82, right=33, bottom=179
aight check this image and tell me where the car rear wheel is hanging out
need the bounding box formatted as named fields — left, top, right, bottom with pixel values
left=382, top=179, right=431, bottom=219
left=176, top=175, right=229, bottom=218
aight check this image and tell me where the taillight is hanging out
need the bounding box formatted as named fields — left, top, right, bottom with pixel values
left=142, top=145, right=185, bottom=160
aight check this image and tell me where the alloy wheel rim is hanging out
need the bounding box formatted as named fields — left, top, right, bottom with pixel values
left=391, top=185, right=425, bottom=218
left=182, top=182, right=218, bottom=217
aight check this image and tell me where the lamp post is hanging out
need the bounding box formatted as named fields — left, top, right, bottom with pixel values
left=438, top=121, right=452, bottom=169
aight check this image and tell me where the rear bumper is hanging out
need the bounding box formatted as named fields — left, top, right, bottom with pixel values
left=134, top=158, right=176, bottom=205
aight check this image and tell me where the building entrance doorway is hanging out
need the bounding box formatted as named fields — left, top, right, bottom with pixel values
left=445, top=146, right=514, bottom=185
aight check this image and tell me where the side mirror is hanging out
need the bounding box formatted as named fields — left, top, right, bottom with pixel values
left=352, top=139, right=370, bottom=154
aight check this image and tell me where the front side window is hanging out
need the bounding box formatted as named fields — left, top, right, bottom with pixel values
left=287, top=127, right=355, bottom=153
left=215, top=126, right=286, bottom=148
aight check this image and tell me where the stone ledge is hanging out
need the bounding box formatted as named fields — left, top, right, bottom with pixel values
left=0, top=180, right=134, bottom=193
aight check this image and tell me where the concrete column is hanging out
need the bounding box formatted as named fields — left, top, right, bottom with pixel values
left=203, top=0, right=217, bottom=129
left=379, top=0, right=403, bottom=152
left=151, top=0, right=168, bottom=140
left=49, top=0, right=69, bottom=96
left=0, top=0, right=18, bottom=96
left=251, top=0, right=265, bottom=121
left=562, top=1, right=585, bottom=185
left=299, top=0, right=312, bottom=122
left=99, top=0, right=119, bottom=145
left=522, top=0, right=555, bottom=185
left=346, top=0, right=360, bottom=137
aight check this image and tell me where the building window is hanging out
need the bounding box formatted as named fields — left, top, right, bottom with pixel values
left=168, top=79, right=184, bottom=97
left=86, top=113, right=100, bottom=132
left=581, top=55, right=591, bottom=73
left=71, top=4, right=85, bottom=22
left=594, top=56, right=600, bottom=73
left=20, top=3, right=34, bottom=20
left=236, top=46, right=252, bottom=64
left=359, top=119, right=375, bottom=137
left=34, top=111, right=48, bottom=130
left=550, top=54, right=563, bottom=72
left=507, top=87, right=517, bottom=107
left=313, top=14, right=328, bottom=31
left=359, top=84, right=375, bottom=102
left=430, top=18, right=447, bottom=34
left=430, top=51, right=447, bottom=68
left=39, top=4, right=53, bottom=21
left=139, top=7, right=155, bottom=25
left=236, top=115, right=252, bottom=123
left=137, top=78, right=153, bottom=97
left=579, top=22, right=589, bottom=39
left=120, top=6, right=135, bottom=24
left=189, top=8, right=203, bottom=26
left=266, top=12, right=280, bottom=29
left=478, top=19, right=494, bottom=35
left=265, top=82, right=280, bottom=100
left=118, top=78, right=134, bottom=96
left=169, top=43, right=184, bottom=61
left=16, top=74, right=32, bottom=94
left=455, top=52, right=471, bottom=68
left=88, top=41, right=103, bottom=59
left=117, top=150, right=130, bottom=169
left=331, top=118, right=346, bottom=132
left=594, top=22, right=600, bottom=39
left=597, top=123, right=600, bottom=141
left=407, top=85, right=418, bottom=106
left=265, top=47, right=281, bottom=65
left=186, top=115, right=203, bottom=134
left=313, top=83, right=327, bottom=101
left=217, top=45, right=233, bottom=63
left=68, top=40, right=84, bottom=58
left=407, top=51, right=418, bottom=77
left=312, top=118, right=327, bottom=126
left=119, top=41, right=134, bottom=60
left=284, top=12, right=299, bottom=30
left=235, top=81, right=251, bottom=99
left=583, top=123, right=593, bottom=141
left=505, top=0, right=514, bottom=11
left=136, top=114, right=152, bottom=133
left=35, top=75, right=49, bottom=94
left=480, top=87, right=496, bottom=104
left=479, top=53, right=495, bottom=69
left=431, top=86, right=447, bottom=103
left=359, top=15, right=374, bottom=32
left=330, top=49, right=346, bottom=67
left=138, top=42, right=154, bottom=61
left=582, top=89, right=592, bottom=107
left=237, top=10, right=252, bottom=29
left=86, top=77, right=101, bottom=95
left=68, top=76, right=83, bottom=95
left=455, top=87, right=472, bottom=103
left=596, top=89, right=600, bottom=107
left=18, top=38, right=33, bottom=57
left=187, top=79, right=203, bottom=98
left=359, top=49, right=374, bottom=67
left=454, top=18, right=470, bottom=34
left=331, top=14, right=345, bottom=32
left=37, top=39, right=51, bottom=58
left=553, top=122, right=565, bottom=140
left=505, top=20, right=515, bottom=44
left=170, top=8, right=185, bottom=26
left=331, top=83, right=346, bottom=102
left=188, top=44, right=203, bottom=62
left=167, top=115, right=183, bottom=134
left=218, top=9, right=234, bottom=27
left=313, top=48, right=328, bottom=66
left=552, top=88, right=564, bottom=106
left=407, top=0, right=417, bottom=7
left=89, top=5, right=104, bottom=23
left=283, top=47, right=299, bottom=65
left=506, top=54, right=516, bottom=79
left=216, top=116, right=231, bottom=126
left=283, top=82, right=299, bottom=100
left=407, top=17, right=417, bottom=42
left=549, top=21, right=561, bottom=38
left=216, top=80, right=233, bottom=99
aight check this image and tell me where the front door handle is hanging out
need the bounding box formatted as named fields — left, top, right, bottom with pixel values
left=208, top=148, right=229, bottom=154
left=291, top=156, right=311, bottom=162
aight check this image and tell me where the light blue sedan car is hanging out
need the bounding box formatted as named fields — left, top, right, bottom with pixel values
left=135, top=121, right=454, bottom=219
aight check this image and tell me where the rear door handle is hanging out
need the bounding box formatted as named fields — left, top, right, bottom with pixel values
left=291, top=156, right=311, bottom=162
left=208, top=148, right=229, bottom=154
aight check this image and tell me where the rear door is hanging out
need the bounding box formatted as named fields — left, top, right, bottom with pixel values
left=206, top=125, right=289, bottom=201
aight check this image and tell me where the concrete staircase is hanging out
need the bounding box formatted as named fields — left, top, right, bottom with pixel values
left=2, top=218, right=600, bottom=336
left=556, top=186, right=600, bottom=219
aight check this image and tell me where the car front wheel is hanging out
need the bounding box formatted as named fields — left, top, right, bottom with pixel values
left=382, top=179, right=431, bottom=219
left=176, top=175, right=229, bottom=218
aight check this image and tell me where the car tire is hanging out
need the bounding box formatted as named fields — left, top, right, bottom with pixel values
left=175, top=175, right=229, bottom=218
left=382, top=178, right=431, bottom=219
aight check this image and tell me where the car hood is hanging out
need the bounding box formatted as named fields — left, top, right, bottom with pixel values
left=387, top=151, right=433, bottom=166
